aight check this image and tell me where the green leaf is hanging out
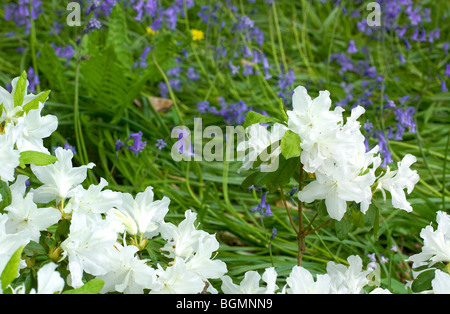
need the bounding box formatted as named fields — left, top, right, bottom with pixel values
left=334, top=209, right=352, bottom=240
left=411, top=269, right=435, bottom=293
left=0, top=181, right=12, bottom=212
left=19, top=151, right=58, bottom=169
left=1, top=246, right=24, bottom=291
left=14, top=71, right=27, bottom=107
left=22, top=90, right=51, bottom=114
left=280, top=130, right=302, bottom=160
left=278, top=100, right=289, bottom=122
left=62, top=279, right=105, bottom=294
left=242, top=111, right=283, bottom=128
left=241, top=155, right=300, bottom=193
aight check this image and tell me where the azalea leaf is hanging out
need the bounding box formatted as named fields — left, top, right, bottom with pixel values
left=0, top=181, right=12, bottom=212
left=242, top=111, right=283, bottom=128
left=242, top=155, right=300, bottom=193
left=1, top=246, right=24, bottom=291
left=334, top=209, right=352, bottom=240
left=22, top=90, right=51, bottom=114
left=280, top=130, right=302, bottom=160
left=19, top=151, right=58, bottom=169
left=14, top=71, right=27, bottom=107
left=62, top=279, right=105, bottom=294
left=411, top=269, right=435, bottom=293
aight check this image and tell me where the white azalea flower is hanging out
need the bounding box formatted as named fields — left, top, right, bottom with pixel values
left=29, top=262, right=65, bottom=294
left=221, top=267, right=278, bottom=294
left=298, top=159, right=377, bottom=221
left=30, top=147, right=95, bottom=204
left=184, top=232, right=228, bottom=281
left=369, top=287, right=392, bottom=294
left=64, top=178, right=122, bottom=227
left=407, top=211, right=450, bottom=268
left=284, top=266, right=331, bottom=294
left=0, top=213, right=30, bottom=274
left=98, top=245, right=160, bottom=294
left=286, top=86, right=345, bottom=173
left=376, top=154, right=419, bottom=212
left=151, top=258, right=206, bottom=294
left=432, top=270, right=450, bottom=294
left=113, top=187, right=169, bottom=237
left=15, top=102, right=58, bottom=154
left=160, top=209, right=204, bottom=259
left=60, top=214, right=123, bottom=288
left=326, top=255, right=372, bottom=294
left=0, top=76, right=43, bottom=124
left=237, top=123, right=287, bottom=173
left=0, top=124, right=21, bottom=183
left=5, top=175, right=61, bottom=242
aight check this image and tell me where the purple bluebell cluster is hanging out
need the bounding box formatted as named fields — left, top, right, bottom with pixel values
left=85, top=0, right=118, bottom=17
left=129, top=0, right=194, bottom=31
left=127, top=131, right=147, bottom=156
left=115, top=131, right=147, bottom=156
left=325, top=0, right=445, bottom=167
left=4, top=0, right=43, bottom=34
left=352, top=0, right=440, bottom=49
left=134, top=47, right=151, bottom=69
left=250, top=192, right=273, bottom=217
left=52, top=44, right=76, bottom=66
left=27, top=67, right=40, bottom=93
left=155, top=139, right=167, bottom=151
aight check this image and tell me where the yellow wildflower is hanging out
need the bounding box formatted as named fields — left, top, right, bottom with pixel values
left=146, top=27, right=157, bottom=35
left=191, top=29, right=205, bottom=41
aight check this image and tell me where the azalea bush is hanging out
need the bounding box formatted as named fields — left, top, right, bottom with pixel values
left=0, top=0, right=449, bottom=294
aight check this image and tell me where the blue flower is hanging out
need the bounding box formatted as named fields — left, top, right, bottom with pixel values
left=250, top=192, right=273, bottom=217
left=155, top=139, right=167, bottom=151
left=127, top=131, right=147, bottom=156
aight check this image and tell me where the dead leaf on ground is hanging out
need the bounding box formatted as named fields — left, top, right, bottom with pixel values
left=149, top=96, right=173, bottom=113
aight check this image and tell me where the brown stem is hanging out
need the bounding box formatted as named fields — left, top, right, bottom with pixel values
left=297, top=165, right=305, bottom=266
left=304, top=219, right=331, bottom=236
left=280, top=186, right=299, bottom=234
left=303, top=213, right=318, bottom=235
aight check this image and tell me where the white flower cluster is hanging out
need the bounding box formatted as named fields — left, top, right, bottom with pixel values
left=407, top=211, right=450, bottom=294
left=240, top=86, right=420, bottom=221
left=221, top=255, right=390, bottom=294
left=0, top=74, right=57, bottom=183
left=0, top=74, right=227, bottom=294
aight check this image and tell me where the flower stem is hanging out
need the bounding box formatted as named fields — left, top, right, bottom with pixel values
left=297, top=165, right=306, bottom=266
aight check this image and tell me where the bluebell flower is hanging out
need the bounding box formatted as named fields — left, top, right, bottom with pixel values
left=115, top=139, right=125, bottom=152
left=186, top=67, right=200, bottom=81
left=27, top=67, right=40, bottom=93
left=441, top=79, right=448, bottom=93
left=271, top=228, right=277, bottom=240
left=197, top=101, right=210, bottom=114
left=155, top=139, right=167, bottom=150
left=85, top=17, right=102, bottom=34
left=134, top=46, right=151, bottom=69
left=250, top=192, right=273, bottom=217
left=347, top=40, right=358, bottom=54
left=445, top=65, right=450, bottom=77
left=127, top=131, right=147, bottom=156
left=52, top=44, right=75, bottom=65
left=167, top=66, right=183, bottom=77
